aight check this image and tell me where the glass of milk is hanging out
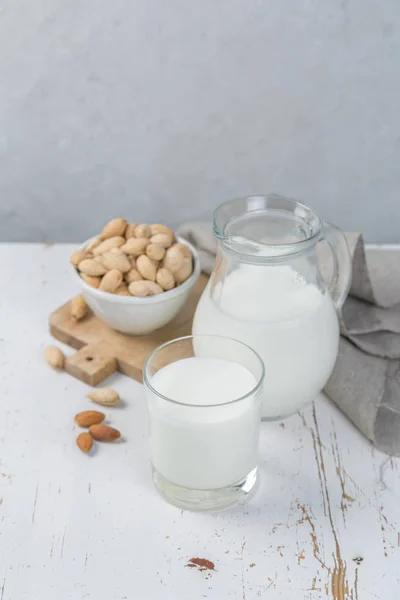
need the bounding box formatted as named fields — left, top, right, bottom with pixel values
left=143, top=335, right=265, bottom=511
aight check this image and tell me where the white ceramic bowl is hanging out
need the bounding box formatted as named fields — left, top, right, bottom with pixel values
left=73, top=236, right=201, bottom=335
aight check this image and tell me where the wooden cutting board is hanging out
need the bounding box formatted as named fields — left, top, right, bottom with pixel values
left=49, top=274, right=208, bottom=386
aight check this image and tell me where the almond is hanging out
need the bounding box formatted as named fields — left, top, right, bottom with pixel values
left=80, top=273, right=101, bottom=288
left=78, top=258, right=107, bottom=276
left=127, top=255, right=136, bottom=268
left=75, top=410, right=105, bottom=427
left=172, top=242, right=192, bottom=259
left=114, top=283, right=131, bottom=296
left=150, top=232, right=173, bottom=248
left=142, top=280, right=164, bottom=295
left=100, top=250, right=131, bottom=273
left=146, top=243, right=166, bottom=261
left=87, top=388, right=120, bottom=406
left=85, top=237, right=101, bottom=251
left=174, top=257, right=193, bottom=284
left=120, top=237, right=150, bottom=256
left=70, top=250, right=88, bottom=268
left=99, top=269, right=123, bottom=292
left=134, top=224, right=151, bottom=238
left=162, top=245, right=184, bottom=273
left=89, top=424, right=121, bottom=442
left=156, top=267, right=175, bottom=291
left=125, top=223, right=137, bottom=239
left=150, top=224, right=175, bottom=241
left=44, top=345, right=65, bottom=370
left=92, top=236, right=126, bottom=255
left=124, top=268, right=143, bottom=284
left=71, top=295, right=89, bottom=320
left=128, top=281, right=149, bottom=297
left=101, top=218, right=127, bottom=239
left=76, top=432, right=93, bottom=453
left=136, top=254, right=157, bottom=281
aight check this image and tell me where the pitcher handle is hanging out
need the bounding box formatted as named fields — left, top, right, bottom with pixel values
left=321, top=223, right=352, bottom=311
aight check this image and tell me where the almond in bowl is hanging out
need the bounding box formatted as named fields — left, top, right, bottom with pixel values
left=70, top=220, right=200, bottom=335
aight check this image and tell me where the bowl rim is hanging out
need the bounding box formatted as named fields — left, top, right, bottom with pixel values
left=72, top=235, right=202, bottom=304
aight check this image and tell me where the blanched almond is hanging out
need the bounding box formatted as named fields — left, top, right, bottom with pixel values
left=124, top=268, right=143, bottom=284
left=162, top=245, right=184, bottom=273
left=76, top=432, right=93, bottom=453
left=78, top=258, right=107, bottom=276
left=44, top=345, right=65, bottom=370
left=71, top=295, right=89, bottom=320
left=101, top=218, right=127, bottom=239
left=100, top=251, right=131, bottom=273
left=142, top=280, right=164, bottom=295
left=134, top=224, right=151, bottom=238
left=120, top=237, right=150, bottom=256
left=114, top=283, right=131, bottom=296
left=87, top=388, right=120, bottom=406
left=70, top=250, right=88, bottom=268
left=125, top=223, right=137, bottom=239
left=85, top=237, right=101, bottom=251
left=150, top=233, right=173, bottom=248
left=80, top=273, right=101, bottom=288
left=150, top=224, right=175, bottom=241
left=89, top=424, right=121, bottom=442
left=156, top=268, right=175, bottom=291
left=146, top=243, right=166, bottom=261
left=172, top=242, right=192, bottom=259
left=128, top=281, right=149, bottom=297
left=75, top=410, right=105, bottom=427
left=136, top=255, right=157, bottom=281
left=99, top=269, right=123, bottom=292
left=127, top=255, right=136, bottom=268
left=93, top=236, right=126, bottom=255
left=174, top=257, right=193, bottom=284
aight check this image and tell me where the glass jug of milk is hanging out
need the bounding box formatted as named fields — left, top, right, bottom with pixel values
left=192, top=194, right=352, bottom=420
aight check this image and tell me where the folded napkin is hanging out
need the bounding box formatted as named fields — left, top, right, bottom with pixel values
left=178, top=223, right=400, bottom=456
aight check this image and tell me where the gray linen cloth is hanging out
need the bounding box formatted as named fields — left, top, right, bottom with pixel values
left=178, top=223, right=400, bottom=456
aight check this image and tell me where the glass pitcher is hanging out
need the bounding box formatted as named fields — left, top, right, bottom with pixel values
left=192, top=194, right=352, bottom=420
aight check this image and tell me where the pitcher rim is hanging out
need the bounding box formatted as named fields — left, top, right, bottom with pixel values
left=213, top=194, right=323, bottom=258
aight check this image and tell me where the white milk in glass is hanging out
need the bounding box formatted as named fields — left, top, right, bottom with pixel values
left=148, top=357, right=260, bottom=490
left=193, top=265, right=339, bottom=418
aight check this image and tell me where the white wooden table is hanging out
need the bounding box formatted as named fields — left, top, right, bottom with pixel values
left=0, top=244, right=399, bottom=599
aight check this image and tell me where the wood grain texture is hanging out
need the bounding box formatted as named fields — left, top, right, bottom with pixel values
left=0, top=244, right=399, bottom=600
left=49, top=274, right=209, bottom=385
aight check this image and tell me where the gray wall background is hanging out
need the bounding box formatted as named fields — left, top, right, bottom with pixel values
left=1, top=0, right=399, bottom=242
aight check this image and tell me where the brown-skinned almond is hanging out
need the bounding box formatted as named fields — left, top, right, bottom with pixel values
left=75, top=410, right=105, bottom=427
left=76, top=432, right=93, bottom=453
left=89, top=424, right=121, bottom=442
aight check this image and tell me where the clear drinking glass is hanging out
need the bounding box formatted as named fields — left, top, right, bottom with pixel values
left=143, top=335, right=265, bottom=511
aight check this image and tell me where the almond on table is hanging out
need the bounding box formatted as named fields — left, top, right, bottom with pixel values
left=89, top=424, right=121, bottom=442
left=44, top=345, right=65, bottom=370
left=75, top=410, right=105, bottom=427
